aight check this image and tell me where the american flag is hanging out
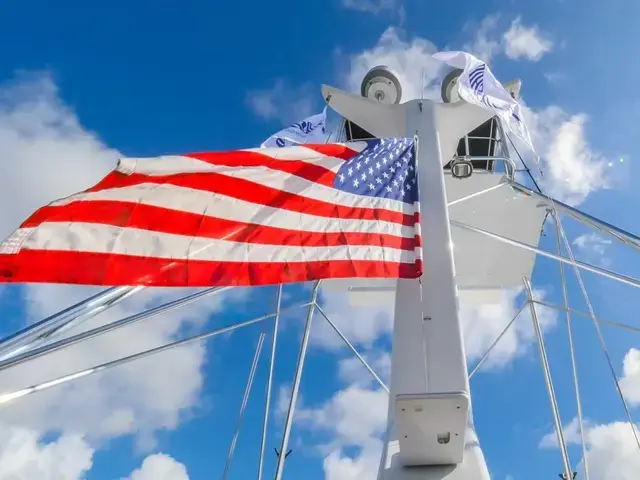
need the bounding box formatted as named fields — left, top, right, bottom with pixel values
left=0, top=138, right=422, bottom=287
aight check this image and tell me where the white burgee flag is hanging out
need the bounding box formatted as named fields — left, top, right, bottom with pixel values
left=261, top=108, right=327, bottom=148
left=433, top=51, right=536, bottom=155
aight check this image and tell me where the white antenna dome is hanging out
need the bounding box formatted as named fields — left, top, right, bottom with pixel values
left=360, top=66, right=402, bottom=104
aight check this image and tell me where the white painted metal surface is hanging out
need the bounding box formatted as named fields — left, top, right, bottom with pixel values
left=324, top=173, right=546, bottom=307
left=323, top=83, right=493, bottom=479
left=446, top=173, right=547, bottom=289
left=395, top=392, right=470, bottom=465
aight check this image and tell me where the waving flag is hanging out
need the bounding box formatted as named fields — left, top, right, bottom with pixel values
left=0, top=139, right=421, bottom=287
left=433, top=51, right=536, bottom=155
left=261, top=108, right=327, bottom=148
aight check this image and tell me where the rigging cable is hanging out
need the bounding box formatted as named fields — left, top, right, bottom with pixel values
left=505, top=130, right=543, bottom=193
left=553, top=213, right=590, bottom=479
left=553, top=207, right=640, bottom=453
left=468, top=303, right=526, bottom=379
left=524, top=278, right=574, bottom=479
left=316, top=305, right=389, bottom=393
left=222, top=332, right=266, bottom=480
left=258, top=285, right=283, bottom=480
left=505, top=125, right=588, bottom=474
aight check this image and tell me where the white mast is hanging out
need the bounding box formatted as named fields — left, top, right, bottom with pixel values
left=323, top=70, right=494, bottom=479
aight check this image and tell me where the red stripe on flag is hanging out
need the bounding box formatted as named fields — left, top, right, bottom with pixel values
left=21, top=201, right=420, bottom=250
left=297, top=143, right=359, bottom=160
left=0, top=250, right=422, bottom=287
left=185, top=150, right=339, bottom=187
left=84, top=172, right=419, bottom=227
left=190, top=143, right=357, bottom=164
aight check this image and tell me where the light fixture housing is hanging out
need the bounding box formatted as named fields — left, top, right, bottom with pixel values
left=450, top=159, right=473, bottom=179
left=360, top=66, right=402, bottom=104
left=441, top=68, right=463, bottom=104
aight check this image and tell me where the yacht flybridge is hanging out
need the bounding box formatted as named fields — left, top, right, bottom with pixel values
left=0, top=55, right=639, bottom=480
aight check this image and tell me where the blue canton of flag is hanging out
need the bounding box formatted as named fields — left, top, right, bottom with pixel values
left=334, top=138, right=418, bottom=205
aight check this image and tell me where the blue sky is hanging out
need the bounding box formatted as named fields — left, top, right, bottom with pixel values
left=0, top=0, right=639, bottom=479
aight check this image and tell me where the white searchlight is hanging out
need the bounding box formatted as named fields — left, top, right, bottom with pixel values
left=441, top=68, right=463, bottom=104
left=360, top=65, right=402, bottom=104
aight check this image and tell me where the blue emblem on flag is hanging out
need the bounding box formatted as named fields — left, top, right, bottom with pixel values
left=334, top=138, right=418, bottom=205
left=291, top=120, right=322, bottom=135
left=468, top=64, right=497, bottom=109
left=469, top=64, right=485, bottom=94
left=468, top=62, right=520, bottom=122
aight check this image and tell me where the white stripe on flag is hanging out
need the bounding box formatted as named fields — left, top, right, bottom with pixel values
left=64, top=163, right=419, bottom=216
left=16, top=223, right=419, bottom=264
left=117, top=144, right=365, bottom=177
left=48, top=184, right=417, bottom=237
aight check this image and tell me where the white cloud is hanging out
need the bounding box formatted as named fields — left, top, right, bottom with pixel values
left=463, top=15, right=552, bottom=63
left=0, top=284, right=222, bottom=448
left=275, top=385, right=294, bottom=423
left=300, top=385, right=387, bottom=447
left=462, top=14, right=502, bottom=63
left=573, top=232, right=612, bottom=257
left=541, top=347, right=640, bottom=478
left=580, top=421, right=640, bottom=480
left=297, top=289, right=391, bottom=478
left=0, top=72, right=243, bottom=470
left=297, top=383, right=387, bottom=479
left=312, top=288, right=393, bottom=350
left=245, top=79, right=316, bottom=125
left=462, top=288, right=556, bottom=370
left=539, top=416, right=592, bottom=449
left=323, top=438, right=383, bottom=480
left=0, top=425, right=189, bottom=480
left=544, top=72, right=567, bottom=85
left=503, top=17, right=553, bottom=61
left=125, top=453, right=190, bottom=480
left=337, top=351, right=390, bottom=387
left=0, top=426, right=93, bottom=480
left=620, top=348, right=640, bottom=406
left=525, top=105, right=609, bottom=205
left=275, top=381, right=387, bottom=479
left=341, top=0, right=396, bottom=15
left=572, top=232, right=612, bottom=266
left=0, top=72, right=119, bottom=239
left=540, top=418, right=640, bottom=480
